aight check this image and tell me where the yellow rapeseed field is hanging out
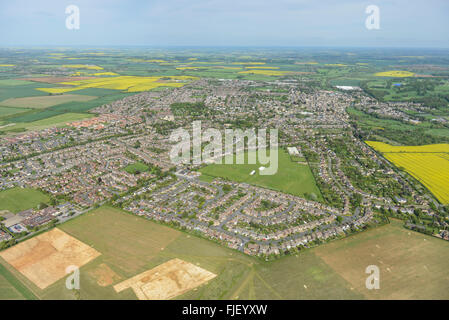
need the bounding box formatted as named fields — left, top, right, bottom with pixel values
left=36, top=75, right=198, bottom=94
left=366, top=141, right=449, bottom=153
left=62, top=64, right=104, bottom=70
left=245, top=66, right=280, bottom=69
left=366, top=141, right=449, bottom=204
left=92, top=72, right=119, bottom=76
left=374, top=70, right=415, bottom=77
left=238, top=69, right=289, bottom=76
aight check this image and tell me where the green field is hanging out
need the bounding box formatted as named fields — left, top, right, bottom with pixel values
left=0, top=106, right=32, bottom=118
left=0, top=94, right=97, bottom=109
left=0, top=79, right=35, bottom=86
left=313, top=219, right=449, bottom=299
left=199, top=148, right=323, bottom=200
left=0, top=207, right=448, bottom=299
left=0, top=263, right=37, bottom=300
left=124, top=162, right=149, bottom=174
left=0, top=187, right=50, bottom=213
left=1, top=112, right=94, bottom=134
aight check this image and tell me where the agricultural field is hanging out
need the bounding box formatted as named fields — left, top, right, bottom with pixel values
left=0, top=106, right=31, bottom=118
left=36, top=75, right=197, bottom=94
left=0, top=263, right=36, bottom=300
left=366, top=141, right=449, bottom=204
left=0, top=187, right=50, bottom=214
left=199, top=148, right=323, bottom=201
left=0, top=112, right=94, bottom=134
left=0, top=206, right=448, bottom=299
left=0, top=94, right=97, bottom=109
left=374, top=71, right=415, bottom=77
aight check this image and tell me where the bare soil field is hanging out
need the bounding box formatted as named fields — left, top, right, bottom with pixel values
left=22, top=77, right=97, bottom=84
left=0, top=228, right=100, bottom=289
left=113, top=258, right=216, bottom=300
left=89, top=263, right=122, bottom=287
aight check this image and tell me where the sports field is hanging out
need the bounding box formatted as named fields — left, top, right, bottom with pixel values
left=199, top=148, right=323, bottom=200
left=124, top=162, right=149, bottom=174
left=0, top=207, right=448, bottom=299
left=0, top=187, right=50, bottom=213
left=366, top=141, right=449, bottom=204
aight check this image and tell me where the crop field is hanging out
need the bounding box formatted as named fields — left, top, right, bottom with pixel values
left=0, top=206, right=448, bottom=299
left=1, top=113, right=94, bottom=134
left=0, top=94, right=97, bottom=109
left=366, top=141, right=449, bottom=153
left=0, top=187, right=50, bottom=213
left=366, top=141, right=449, bottom=204
left=313, top=219, right=449, bottom=299
left=238, top=69, right=290, bottom=76
left=0, top=263, right=36, bottom=300
left=36, top=75, right=197, bottom=94
left=0, top=106, right=31, bottom=118
left=0, top=79, right=35, bottom=86
left=199, top=148, right=323, bottom=200
left=384, top=153, right=449, bottom=204
left=0, top=83, right=56, bottom=101
left=374, top=71, right=415, bottom=77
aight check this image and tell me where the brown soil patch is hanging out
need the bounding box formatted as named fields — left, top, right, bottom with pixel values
left=22, top=77, right=96, bottom=84
left=113, top=258, right=216, bottom=300
left=0, top=228, right=100, bottom=289
left=89, top=263, right=121, bottom=287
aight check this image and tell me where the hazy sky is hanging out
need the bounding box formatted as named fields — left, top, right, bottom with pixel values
left=0, top=0, right=448, bottom=47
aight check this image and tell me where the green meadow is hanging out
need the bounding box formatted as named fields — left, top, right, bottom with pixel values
left=0, top=187, right=50, bottom=213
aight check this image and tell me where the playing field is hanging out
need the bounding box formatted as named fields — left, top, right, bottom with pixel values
left=366, top=141, right=449, bottom=204
left=124, top=162, right=149, bottom=174
left=199, top=148, right=323, bottom=200
left=0, top=207, right=448, bottom=299
left=0, top=187, right=50, bottom=213
left=0, top=94, right=97, bottom=109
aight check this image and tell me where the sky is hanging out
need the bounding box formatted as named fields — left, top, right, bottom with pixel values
left=0, top=0, right=448, bottom=48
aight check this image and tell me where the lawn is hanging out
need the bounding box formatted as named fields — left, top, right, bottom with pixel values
left=199, top=148, right=323, bottom=200
left=124, top=162, right=149, bottom=174
left=0, top=187, right=50, bottom=213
